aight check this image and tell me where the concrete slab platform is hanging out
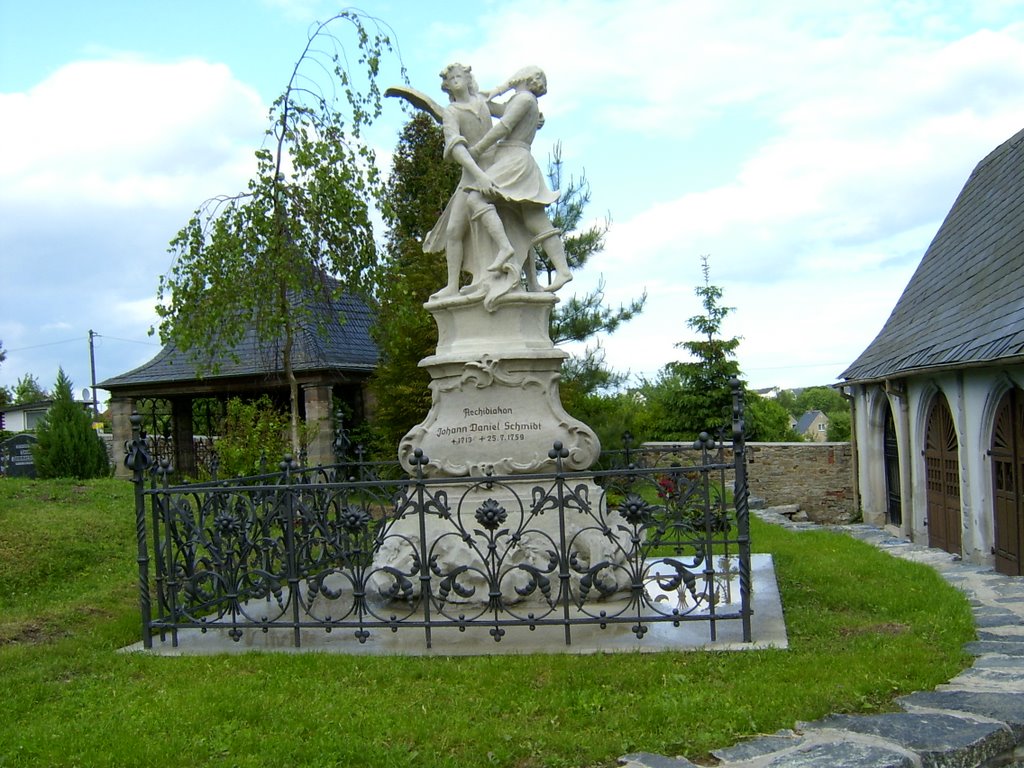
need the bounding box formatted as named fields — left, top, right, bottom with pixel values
left=122, top=554, right=786, bottom=657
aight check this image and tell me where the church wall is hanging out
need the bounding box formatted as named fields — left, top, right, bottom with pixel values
left=851, top=363, right=1024, bottom=568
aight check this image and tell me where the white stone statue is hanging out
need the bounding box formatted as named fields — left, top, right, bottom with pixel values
left=387, top=64, right=572, bottom=309
left=376, top=67, right=621, bottom=607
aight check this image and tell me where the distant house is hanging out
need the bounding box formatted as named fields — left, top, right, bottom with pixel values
left=793, top=410, right=829, bottom=442
left=840, top=126, right=1024, bottom=576
left=0, top=400, right=52, bottom=432
left=99, top=281, right=377, bottom=479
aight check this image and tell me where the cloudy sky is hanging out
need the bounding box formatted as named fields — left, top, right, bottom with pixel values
left=3, top=1, right=1024, bottom=404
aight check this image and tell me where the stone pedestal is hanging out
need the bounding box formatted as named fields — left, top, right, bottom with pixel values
left=379, top=278, right=626, bottom=606
left=399, top=292, right=600, bottom=477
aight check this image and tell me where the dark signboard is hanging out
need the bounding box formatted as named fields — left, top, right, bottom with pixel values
left=1, top=434, right=38, bottom=478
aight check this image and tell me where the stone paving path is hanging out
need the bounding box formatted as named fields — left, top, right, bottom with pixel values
left=620, top=510, right=1024, bottom=768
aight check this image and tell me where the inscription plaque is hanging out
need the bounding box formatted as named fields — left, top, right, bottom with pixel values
left=1, top=434, right=38, bottom=478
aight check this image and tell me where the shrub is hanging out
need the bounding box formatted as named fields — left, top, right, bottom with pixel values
left=214, top=395, right=292, bottom=477
left=32, top=368, right=109, bottom=479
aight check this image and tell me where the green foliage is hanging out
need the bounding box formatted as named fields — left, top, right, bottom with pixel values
left=827, top=408, right=852, bottom=442
left=772, top=386, right=851, bottom=443
left=369, top=113, right=458, bottom=457
left=0, top=339, right=6, bottom=404
left=13, top=373, right=47, bottom=405
left=191, top=397, right=225, bottom=437
left=214, top=396, right=292, bottom=477
left=558, top=344, right=628, bottom=411
left=32, top=368, right=109, bottom=479
left=774, top=387, right=798, bottom=415
left=566, top=389, right=648, bottom=453
left=157, top=12, right=401, bottom=453
left=545, top=143, right=646, bottom=347
left=639, top=256, right=742, bottom=440
left=793, top=385, right=846, bottom=416
left=745, top=392, right=801, bottom=442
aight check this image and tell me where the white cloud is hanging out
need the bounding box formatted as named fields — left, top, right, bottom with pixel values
left=0, top=57, right=266, bottom=209
left=508, top=3, right=1024, bottom=387
left=0, top=55, right=272, bottom=392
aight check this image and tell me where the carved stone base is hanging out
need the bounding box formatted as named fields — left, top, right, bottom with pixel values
left=385, top=286, right=616, bottom=605
left=399, top=293, right=600, bottom=477
left=368, top=477, right=634, bottom=605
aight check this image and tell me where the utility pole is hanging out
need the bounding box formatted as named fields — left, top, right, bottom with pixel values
left=88, top=330, right=99, bottom=418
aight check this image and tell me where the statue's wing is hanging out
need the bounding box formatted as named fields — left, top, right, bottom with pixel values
left=385, top=86, right=445, bottom=124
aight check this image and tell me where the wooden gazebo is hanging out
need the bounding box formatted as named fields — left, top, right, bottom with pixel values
left=100, top=285, right=377, bottom=479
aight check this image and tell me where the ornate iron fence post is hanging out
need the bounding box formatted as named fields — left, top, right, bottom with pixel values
left=154, top=457, right=177, bottom=646
left=124, top=412, right=155, bottom=649
left=280, top=454, right=303, bottom=647
left=406, top=449, right=434, bottom=648
left=730, top=377, right=753, bottom=642
left=548, top=441, right=573, bottom=645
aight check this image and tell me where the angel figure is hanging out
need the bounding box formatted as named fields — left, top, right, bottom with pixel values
left=388, top=63, right=513, bottom=300
left=387, top=64, right=571, bottom=308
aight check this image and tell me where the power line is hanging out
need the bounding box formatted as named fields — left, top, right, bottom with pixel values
left=8, top=334, right=159, bottom=354
left=8, top=338, right=81, bottom=352
left=93, top=334, right=161, bottom=346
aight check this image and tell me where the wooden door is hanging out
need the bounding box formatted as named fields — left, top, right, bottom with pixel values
left=991, top=390, right=1024, bottom=576
left=925, top=396, right=961, bottom=555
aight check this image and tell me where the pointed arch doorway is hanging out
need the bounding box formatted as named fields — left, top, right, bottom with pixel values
left=924, top=395, right=961, bottom=555
left=883, top=402, right=902, bottom=527
left=991, top=389, right=1024, bottom=576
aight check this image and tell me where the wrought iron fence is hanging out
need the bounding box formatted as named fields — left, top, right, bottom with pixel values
left=127, top=385, right=752, bottom=652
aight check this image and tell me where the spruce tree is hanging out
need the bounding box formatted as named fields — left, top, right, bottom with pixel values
left=641, top=256, right=742, bottom=440
left=33, top=368, right=109, bottom=479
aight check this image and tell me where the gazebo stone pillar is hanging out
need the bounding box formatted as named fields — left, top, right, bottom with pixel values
left=303, top=383, right=335, bottom=468
left=110, top=396, right=136, bottom=480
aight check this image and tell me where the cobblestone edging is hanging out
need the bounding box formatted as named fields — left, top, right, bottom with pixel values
left=620, top=511, right=1024, bottom=768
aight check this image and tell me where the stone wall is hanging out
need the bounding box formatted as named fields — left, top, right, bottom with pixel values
left=744, top=442, right=855, bottom=524
left=643, top=441, right=856, bottom=525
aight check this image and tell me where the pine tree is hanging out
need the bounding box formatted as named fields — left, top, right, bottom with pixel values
left=33, top=368, right=109, bottom=479
left=641, top=256, right=742, bottom=440
left=545, top=143, right=645, bottom=401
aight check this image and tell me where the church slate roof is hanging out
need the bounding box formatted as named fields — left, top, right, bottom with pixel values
left=841, top=126, right=1024, bottom=383
left=99, top=287, right=377, bottom=390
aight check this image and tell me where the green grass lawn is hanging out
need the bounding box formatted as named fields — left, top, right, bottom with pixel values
left=0, top=478, right=975, bottom=768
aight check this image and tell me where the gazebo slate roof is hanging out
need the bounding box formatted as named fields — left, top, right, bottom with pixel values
left=841, top=126, right=1024, bottom=384
left=99, top=288, right=377, bottom=394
